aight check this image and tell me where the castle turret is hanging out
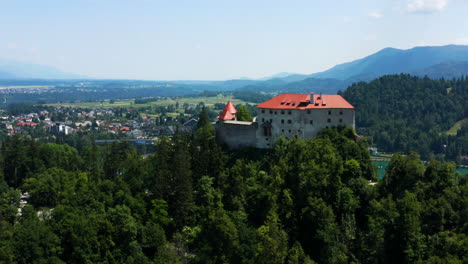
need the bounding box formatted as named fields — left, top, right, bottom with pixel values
left=218, top=101, right=237, bottom=121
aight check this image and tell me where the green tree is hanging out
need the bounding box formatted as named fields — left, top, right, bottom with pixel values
left=236, top=105, right=253, bottom=121
left=300, top=197, right=347, bottom=264
left=287, top=241, right=316, bottom=264
left=0, top=221, right=15, bottom=263
left=193, top=108, right=225, bottom=182
left=13, top=206, right=64, bottom=264
left=381, top=152, right=424, bottom=198
left=396, top=191, right=425, bottom=263
left=254, top=214, right=288, bottom=264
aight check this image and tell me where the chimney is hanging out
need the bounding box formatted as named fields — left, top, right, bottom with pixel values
left=310, top=92, right=314, bottom=104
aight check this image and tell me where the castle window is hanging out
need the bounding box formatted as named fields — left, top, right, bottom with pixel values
left=281, top=119, right=284, bottom=124
left=328, top=110, right=331, bottom=115
left=270, top=110, right=273, bottom=114
left=275, top=111, right=277, bottom=115
left=339, top=119, right=343, bottom=123
left=262, top=110, right=265, bottom=114
left=270, top=119, right=272, bottom=123
left=307, top=110, right=311, bottom=114
left=288, top=111, right=292, bottom=115
left=263, top=127, right=272, bottom=136
left=281, top=110, right=285, bottom=114
left=327, top=118, right=331, bottom=123
left=282, top=129, right=284, bottom=132
left=262, top=118, right=264, bottom=122
left=310, top=120, right=313, bottom=125
left=288, top=129, right=291, bottom=133
left=339, top=111, right=343, bottom=115
left=288, top=120, right=292, bottom=124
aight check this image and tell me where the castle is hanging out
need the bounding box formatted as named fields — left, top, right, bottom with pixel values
left=215, top=92, right=355, bottom=148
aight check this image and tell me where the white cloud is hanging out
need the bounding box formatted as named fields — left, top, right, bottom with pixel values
left=364, top=34, right=378, bottom=41
left=407, top=0, right=448, bottom=13
left=341, top=16, right=352, bottom=23
left=454, top=37, right=468, bottom=45
left=6, top=42, right=19, bottom=50
left=368, top=10, right=383, bottom=18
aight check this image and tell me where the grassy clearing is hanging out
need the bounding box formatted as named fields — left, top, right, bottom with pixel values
left=446, top=118, right=467, bottom=135
left=48, top=95, right=253, bottom=109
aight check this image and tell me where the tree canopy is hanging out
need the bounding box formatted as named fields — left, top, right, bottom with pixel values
left=0, top=128, right=466, bottom=263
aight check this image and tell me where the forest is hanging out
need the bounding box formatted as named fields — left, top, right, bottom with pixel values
left=342, top=74, right=467, bottom=162
left=0, top=109, right=466, bottom=264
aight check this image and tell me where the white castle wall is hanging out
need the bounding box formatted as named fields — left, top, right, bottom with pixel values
left=255, top=108, right=355, bottom=148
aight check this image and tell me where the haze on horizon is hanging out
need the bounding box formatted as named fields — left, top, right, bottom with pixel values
left=1, top=0, right=468, bottom=80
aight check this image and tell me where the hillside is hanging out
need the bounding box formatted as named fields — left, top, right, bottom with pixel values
left=342, top=74, right=467, bottom=161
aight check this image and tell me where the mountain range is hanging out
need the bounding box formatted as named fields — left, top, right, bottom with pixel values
left=1, top=45, right=468, bottom=94
left=0, top=60, right=85, bottom=79
left=245, top=45, right=468, bottom=93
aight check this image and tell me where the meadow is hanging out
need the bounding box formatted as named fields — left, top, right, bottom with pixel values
left=48, top=94, right=253, bottom=109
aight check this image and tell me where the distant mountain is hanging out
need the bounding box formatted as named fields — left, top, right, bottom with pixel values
left=411, top=61, right=468, bottom=79
left=276, top=74, right=310, bottom=83
left=310, top=45, right=468, bottom=80
left=0, top=59, right=86, bottom=79
left=237, top=45, right=468, bottom=95
left=259, top=72, right=300, bottom=81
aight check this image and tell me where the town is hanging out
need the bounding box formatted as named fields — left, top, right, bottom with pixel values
left=0, top=95, right=259, bottom=153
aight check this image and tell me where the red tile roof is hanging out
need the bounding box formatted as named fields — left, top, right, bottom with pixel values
left=16, top=122, right=39, bottom=127
left=219, top=101, right=237, bottom=120
left=257, top=93, right=354, bottom=109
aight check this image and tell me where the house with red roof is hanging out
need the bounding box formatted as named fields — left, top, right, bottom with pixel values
left=16, top=122, right=39, bottom=127
left=216, top=93, right=355, bottom=148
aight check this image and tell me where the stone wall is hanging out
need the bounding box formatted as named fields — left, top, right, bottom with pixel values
left=215, top=121, right=258, bottom=148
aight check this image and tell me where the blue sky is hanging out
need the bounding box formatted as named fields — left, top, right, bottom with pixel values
left=1, top=0, right=468, bottom=80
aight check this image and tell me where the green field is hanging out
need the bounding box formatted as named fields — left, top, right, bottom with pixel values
left=48, top=95, right=253, bottom=109
left=446, top=118, right=467, bottom=135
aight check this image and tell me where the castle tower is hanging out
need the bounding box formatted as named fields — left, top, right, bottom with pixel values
left=218, top=101, right=237, bottom=121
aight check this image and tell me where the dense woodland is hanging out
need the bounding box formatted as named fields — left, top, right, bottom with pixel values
left=342, top=74, right=467, bottom=162
left=0, top=109, right=466, bottom=264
